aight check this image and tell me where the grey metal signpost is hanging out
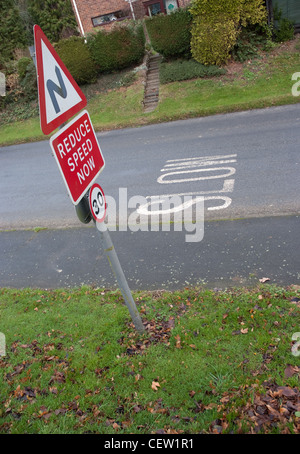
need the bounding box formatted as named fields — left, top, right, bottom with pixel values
left=89, top=184, right=145, bottom=334
left=96, top=221, right=145, bottom=333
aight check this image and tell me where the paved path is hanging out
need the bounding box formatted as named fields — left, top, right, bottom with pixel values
left=1, top=215, right=299, bottom=290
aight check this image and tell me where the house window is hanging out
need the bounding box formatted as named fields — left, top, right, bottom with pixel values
left=143, top=0, right=166, bottom=17
left=92, top=10, right=128, bottom=26
left=148, top=2, right=161, bottom=16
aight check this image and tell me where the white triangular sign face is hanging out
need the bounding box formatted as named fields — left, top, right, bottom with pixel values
left=41, top=40, right=82, bottom=125
left=34, top=25, right=87, bottom=135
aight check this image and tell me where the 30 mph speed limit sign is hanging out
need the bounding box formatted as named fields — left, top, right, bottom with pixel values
left=89, top=184, right=107, bottom=222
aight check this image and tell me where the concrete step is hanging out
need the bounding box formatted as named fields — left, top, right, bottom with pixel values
left=147, top=72, right=160, bottom=77
left=147, top=69, right=160, bottom=75
left=146, top=85, right=159, bottom=90
left=147, top=75, right=160, bottom=81
left=145, top=89, right=159, bottom=94
left=145, top=90, right=159, bottom=96
left=144, top=95, right=159, bottom=101
left=144, top=96, right=158, bottom=101
left=149, top=55, right=162, bottom=60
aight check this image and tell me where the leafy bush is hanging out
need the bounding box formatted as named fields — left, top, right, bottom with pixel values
left=0, top=0, right=28, bottom=63
left=55, top=36, right=97, bottom=85
left=273, top=7, right=294, bottom=42
left=17, top=57, right=32, bottom=80
left=20, top=60, right=37, bottom=101
left=231, top=23, right=273, bottom=62
left=160, top=59, right=226, bottom=84
left=0, top=57, right=37, bottom=109
left=145, top=9, right=192, bottom=59
left=190, top=0, right=267, bottom=65
left=88, top=24, right=145, bottom=73
left=28, top=0, right=78, bottom=43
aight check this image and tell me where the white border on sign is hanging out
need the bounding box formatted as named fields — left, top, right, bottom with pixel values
left=89, top=183, right=107, bottom=222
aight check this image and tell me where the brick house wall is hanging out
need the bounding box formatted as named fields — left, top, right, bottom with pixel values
left=71, top=0, right=192, bottom=35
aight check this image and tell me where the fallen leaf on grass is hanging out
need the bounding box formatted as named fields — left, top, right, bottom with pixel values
left=151, top=381, right=160, bottom=391
left=174, top=334, right=181, bottom=349
left=284, top=364, right=299, bottom=378
left=274, top=386, right=298, bottom=398
left=49, top=370, right=65, bottom=384
left=133, top=405, right=142, bottom=413
left=259, top=277, right=270, bottom=283
left=208, top=382, right=300, bottom=434
left=241, top=328, right=249, bottom=334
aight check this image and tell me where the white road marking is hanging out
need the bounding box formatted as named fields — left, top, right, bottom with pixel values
left=139, top=154, right=237, bottom=215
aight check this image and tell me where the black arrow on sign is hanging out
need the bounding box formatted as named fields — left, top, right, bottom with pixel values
left=46, top=66, right=67, bottom=114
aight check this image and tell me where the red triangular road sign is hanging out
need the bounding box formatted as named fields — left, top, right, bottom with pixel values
left=34, top=25, right=87, bottom=135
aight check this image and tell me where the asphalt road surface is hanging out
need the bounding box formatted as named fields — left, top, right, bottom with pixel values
left=0, top=104, right=299, bottom=289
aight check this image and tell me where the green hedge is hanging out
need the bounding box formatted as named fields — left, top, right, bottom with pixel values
left=190, top=0, right=267, bottom=65
left=160, top=59, right=226, bottom=84
left=145, top=9, right=192, bottom=59
left=55, top=36, right=98, bottom=85
left=88, top=25, right=145, bottom=73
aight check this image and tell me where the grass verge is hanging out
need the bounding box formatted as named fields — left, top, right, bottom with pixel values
left=0, top=284, right=299, bottom=434
left=1, top=39, right=300, bottom=147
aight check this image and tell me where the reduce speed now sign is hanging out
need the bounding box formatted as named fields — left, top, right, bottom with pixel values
left=50, top=110, right=105, bottom=205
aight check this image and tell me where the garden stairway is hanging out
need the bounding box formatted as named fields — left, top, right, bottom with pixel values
left=143, top=54, right=162, bottom=113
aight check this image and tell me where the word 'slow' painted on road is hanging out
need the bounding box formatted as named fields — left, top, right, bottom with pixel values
left=139, top=154, right=237, bottom=214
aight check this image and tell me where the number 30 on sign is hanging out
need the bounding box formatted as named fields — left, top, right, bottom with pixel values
left=89, top=184, right=107, bottom=222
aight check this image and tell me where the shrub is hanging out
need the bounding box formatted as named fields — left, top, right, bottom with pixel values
left=0, top=0, right=28, bottom=62
left=145, top=9, right=192, bottom=59
left=273, top=7, right=295, bottom=42
left=0, top=58, right=37, bottom=107
left=160, top=59, right=226, bottom=84
left=20, top=60, right=37, bottom=101
left=231, top=23, right=273, bottom=62
left=88, top=24, right=145, bottom=73
left=17, top=57, right=32, bottom=80
left=190, top=0, right=267, bottom=65
left=55, top=36, right=97, bottom=85
left=28, top=0, right=78, bottom=43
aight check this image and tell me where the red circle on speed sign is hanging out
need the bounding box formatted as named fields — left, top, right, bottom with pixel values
left=89, top=184, right=107, bottom=222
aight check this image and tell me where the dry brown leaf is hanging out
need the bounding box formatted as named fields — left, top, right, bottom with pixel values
left=151, top=381, right=160, bottom=391
left=284, top=364, right=299, bottom=378
left=259, top=277, right=270, bottom=283
left=174, top=334, right=181, bottom=348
